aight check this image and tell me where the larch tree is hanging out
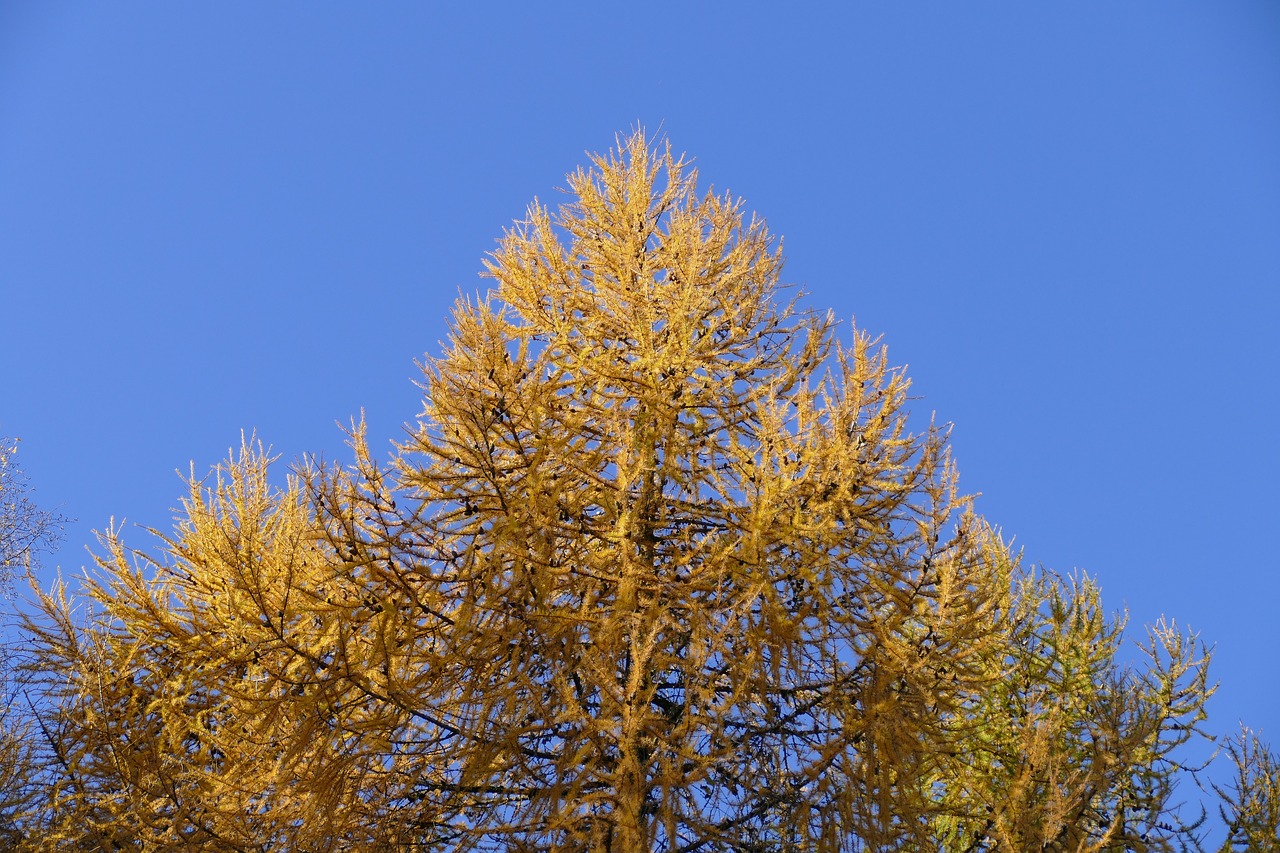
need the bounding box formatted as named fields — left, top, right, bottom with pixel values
left=340, top=131, right=1012, bottom=851
left=1211, top=728, right=1280, bottom=852
left=22, top=132, right=1250, bottom=852
left=927, top=569, right=1216, bottom=851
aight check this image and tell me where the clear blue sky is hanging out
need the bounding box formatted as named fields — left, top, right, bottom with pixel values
left=3, top=0, right=1278, bottom=801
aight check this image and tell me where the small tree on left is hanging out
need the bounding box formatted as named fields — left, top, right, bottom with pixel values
left=0, top=437, right=66, bottom=847
left=0, top=438, right=64, bottom=577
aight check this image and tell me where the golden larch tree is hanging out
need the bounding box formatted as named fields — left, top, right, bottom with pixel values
left=332, top=131, right=1009, bottom=850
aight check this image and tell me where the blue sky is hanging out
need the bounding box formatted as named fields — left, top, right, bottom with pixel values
left=3, top=0, right=1278, bottom=805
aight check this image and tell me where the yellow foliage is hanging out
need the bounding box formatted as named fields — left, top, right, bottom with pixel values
left=12, top=132, right=1251, bottom=852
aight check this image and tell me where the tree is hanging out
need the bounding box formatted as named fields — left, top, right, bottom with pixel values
left=22, top=132, right=1245, bottom=851
left=1211, top=727, right=1280, bottom=851
left=0, top=438, right=64, bottom=578
left=0, top=438, right=65, bottom=846
left=928, top=570, right=1215, bottom=851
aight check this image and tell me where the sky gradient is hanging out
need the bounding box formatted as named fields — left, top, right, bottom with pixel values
left=2, top=1, right=1278, bottom=816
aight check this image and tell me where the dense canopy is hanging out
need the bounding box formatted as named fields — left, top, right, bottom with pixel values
left=3, top=133, right=1275, bottom=852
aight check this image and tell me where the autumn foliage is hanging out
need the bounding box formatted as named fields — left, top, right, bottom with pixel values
left=5, top=133, right=1277, bottom=851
